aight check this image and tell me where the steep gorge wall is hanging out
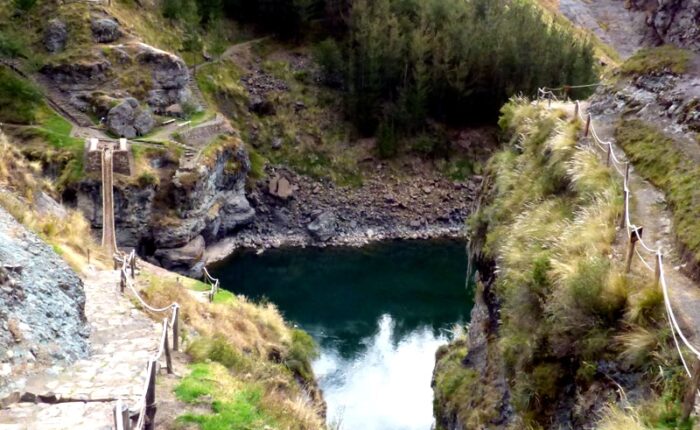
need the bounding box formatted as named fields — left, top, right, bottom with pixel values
left=0, top=208, right=87, bottom=393
left=71, top=142, right=254, bottom=276
left=630, top=0, right=700, bottom=50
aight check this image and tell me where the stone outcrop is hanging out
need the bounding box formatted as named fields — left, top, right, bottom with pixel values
left=43, top=19, right=67, bottom=53
left=629, top=0, right=700, bottom=50
left=71, top=139, right=253, bottom=276
left=0, top=208, right=88, bottom=391
left=307, top=211, right=337, bottom=242
left=91, top=18, right=122, bottom=43
left=106, top=98, right=155, bottom=138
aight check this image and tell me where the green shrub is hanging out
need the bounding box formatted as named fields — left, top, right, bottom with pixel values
left=313, top=38, right=343, bottom=85
left=0, top=31, right=25, bottom=58
left=620, top=45, right=692, bottom=76
left=376, top=120, right=398, bottom=159
left=187, top=335, right=251, bottom=372
left=284, top=329, right=318, bottom=381
left=0, top=67, right=41, bottom=124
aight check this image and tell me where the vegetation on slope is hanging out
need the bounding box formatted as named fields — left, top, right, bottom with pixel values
left=434, top=100, right=690, bottom=429
left=619, top=45, right=693, bottom=76
left=0, top=130, right=106, bottom=272
left=138, top=270, right=325, bottom=429
left=614, top=119, right=700, bottom=276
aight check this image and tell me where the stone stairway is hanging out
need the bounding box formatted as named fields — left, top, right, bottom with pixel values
left=0, top=269, right=161, bottom=429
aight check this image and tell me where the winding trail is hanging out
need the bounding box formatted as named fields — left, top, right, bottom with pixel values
left=556, top=100, right=700, bottom=344
left=0, top=268, right=160, bottom=429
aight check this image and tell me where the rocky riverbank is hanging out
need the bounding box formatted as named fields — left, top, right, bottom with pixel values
left=205, top=163, right=479, bottom=263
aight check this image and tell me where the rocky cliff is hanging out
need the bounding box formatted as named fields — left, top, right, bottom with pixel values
left=0, top=208, right=88, bottom=394
left=629, top=0, right=700, bottom=50
left=70, top=136, right=253, bottom=277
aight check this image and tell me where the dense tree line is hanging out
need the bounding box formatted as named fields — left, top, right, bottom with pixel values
left=337, top=0, right=597, bottom=143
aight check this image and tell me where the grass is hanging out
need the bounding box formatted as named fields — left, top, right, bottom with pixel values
left=614, top=119, right=700, bottom=273
left=620, top=45, right=693, bottom=76
left=136, top=267, right=325, bottom=429
left=438, top=99, right=690, bottom=427
left=0, top=131, right=108, bottom=272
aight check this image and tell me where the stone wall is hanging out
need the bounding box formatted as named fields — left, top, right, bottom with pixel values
left=83, top=139, right=132, bottom=175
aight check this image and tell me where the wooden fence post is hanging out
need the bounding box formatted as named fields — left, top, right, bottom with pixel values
left=625, top=226, right=643, bottom=274
left=163, top=320, right=173, bottom=374
left=120, top=269, right=126, bottom=293
left=172, top=306, right=179, bottom=352
left=573, top=103, right=579, bottom=122
left=625, top=162, right=630, bottom=186
left=606, top=145, right=611, bottom=166
left=87, top=248, right=91, bottom=265
left=620, top=189, right=629, bottom=229
left=654, top=252, right=663, bottom=289
left=130, top=255, right=136, bottom=279
left=584, top=114, right=591, bottom=137
left=113, top=399, right=130, bottom=430
left=145, top=359, right=157, bottom=430
left=682, top=358, right=700, bottom=422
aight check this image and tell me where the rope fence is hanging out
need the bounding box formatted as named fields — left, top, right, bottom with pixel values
left=113, top=250, right=180, bottom=430
left=202, top=267, right=220, bottom=303
left=538, top=88, right=700, bottom=419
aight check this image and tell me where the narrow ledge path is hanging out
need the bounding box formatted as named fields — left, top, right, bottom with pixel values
left=571, top=101, right=700, bottom=342
left=0, top=268, right=160, bottom=430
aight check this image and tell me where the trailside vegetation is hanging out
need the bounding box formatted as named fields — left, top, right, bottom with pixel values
left=614, top=119, right=700, bottom=277
left=433, top=99, right=690, bottom=429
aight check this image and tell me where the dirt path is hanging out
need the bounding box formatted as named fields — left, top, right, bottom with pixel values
left=0, top=268, right=162, bottom=429
left=566, top=101, right=700, bottom=342
left=558, top=0, right=648, bottom=59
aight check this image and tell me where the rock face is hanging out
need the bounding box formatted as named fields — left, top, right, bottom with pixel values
left=72, top=139, right=254, bottom=276
left=0, top=208, right=88, bottom=390
left=43, top=19, right=67, bottom=53
left=630, top=0, right=700, bottom=50
left=106, top=98, right=155, bottom=138
left=91, top=18, right=122, bottom=43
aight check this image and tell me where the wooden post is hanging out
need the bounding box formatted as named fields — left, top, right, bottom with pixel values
left=163, top=320, right=173, bottom=374
left=573, top=103, right=579, bottom=122
left=681, top=358, right=700, bottom=422
left=625, top=162, right=631, bottom=186
left=87, top=248, right=91, bottom=265
left=113, top=399, right=130, bottom=430
left=120, top=269, right=126, bottom=293
left=606, top=145, right=611, bottom=166
left=625, top=226, right=643, bottom=273
left=584, top=114, right=591, bottom=137
left=130, top=255, right=136, bottom=279
left=172, top=306, right=179, bottom=352
left=654, top=252, right=663, bottom=289
left=620, top=189, right=628, bottom=229
left=145, top=359, right=157, bottom=430
left=548, top=94, right=552, bottom=108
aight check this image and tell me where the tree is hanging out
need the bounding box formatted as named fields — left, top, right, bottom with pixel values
left=13, top=0, right=37, bottom=13
left=182, top=25, right=204, bottom=70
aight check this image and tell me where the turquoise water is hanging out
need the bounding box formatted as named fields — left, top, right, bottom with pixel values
left=209, top=239, right=473, bottom=430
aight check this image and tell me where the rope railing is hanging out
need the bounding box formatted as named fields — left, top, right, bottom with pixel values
left=114, top=250, right=179, bottom=430
left=538, top=88, right=700, bottom=418
left=202, top=267, right=220, bottom=303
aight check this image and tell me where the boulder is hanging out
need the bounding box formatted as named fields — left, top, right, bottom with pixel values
left=43, top=19, right=67, bottom=53
left=154, top=235, right=205, bottom=271
left=268, top=175, right=293, bottom=200
left=307, top=212, right=337, bottom=242
left=91, top=18, right=122, bottom=43
left=248, top=95, right=276, bottom=116
left=106, top=98, right=154, bottom=138
left=136, top=44, right=189, bottom=90
left=165, top=103, right=183, bottom=117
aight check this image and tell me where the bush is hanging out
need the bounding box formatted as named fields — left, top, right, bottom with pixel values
left=284, top=329, right=318, bottom=381
left=620, top=45, right=692, bottom=76
left=313, top=38, right=343, bottom=86
left=0, top=67, right=41, bottom=124
left=376, top=120, right=398, bottom=158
